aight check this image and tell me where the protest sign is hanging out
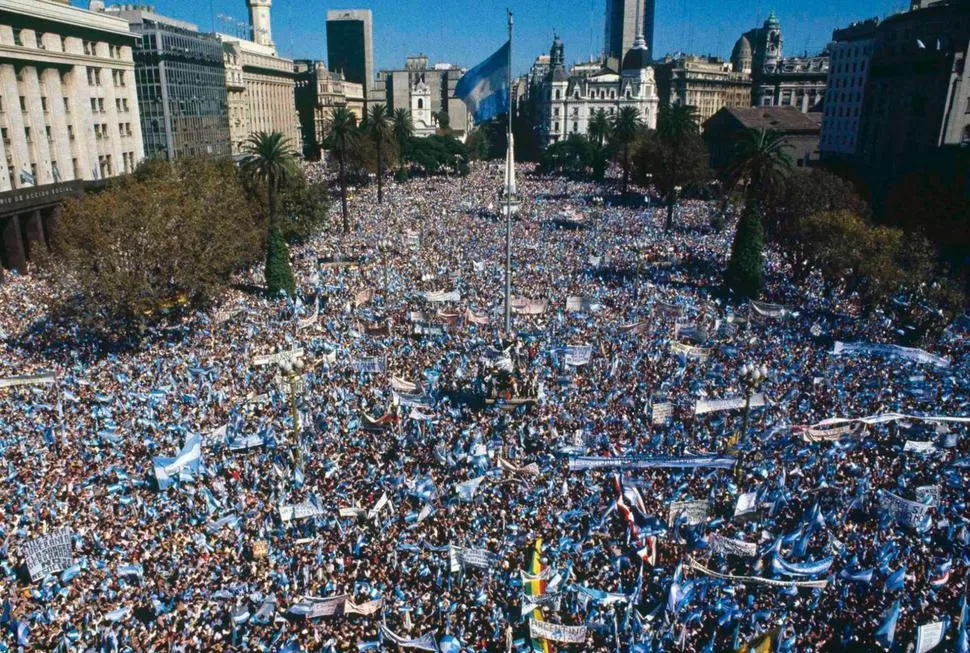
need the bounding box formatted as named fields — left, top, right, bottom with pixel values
left=252, top=348, right=304, bottom=367
left=708, top=534, right=758, bottom=558
left=279, top=500, right=325, bottom=522
left=668, top=500, right=709, bottom=526
left=0, top=372, right=56, bottom=389
left=651, top=402, right=673, bottom=425
left=424, top=290, right=460, bottom=303
left=21, top=529, right=73, bottom=582
left=563, top=345, right=593, bottom=367
left=879, top=489, right=932, bottom=529
left=568, top=455, right=735, bottom=472
left=529, top=619, right=587, bottom=644
left=694, top=393, right=765, bottom=415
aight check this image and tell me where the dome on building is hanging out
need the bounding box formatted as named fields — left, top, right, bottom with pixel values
left=764, top=9, right=780, bottom=28
left=732, top=35, right=752, bottom=61
left=621, top=34, right=651, bottom=71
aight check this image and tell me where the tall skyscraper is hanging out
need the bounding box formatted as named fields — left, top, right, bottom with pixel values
left=326, top=9, right=374, bottom=96
left=604, top=0, right=655, bottom=70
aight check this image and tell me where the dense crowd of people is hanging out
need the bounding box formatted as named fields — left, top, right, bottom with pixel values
left=0, top=161, right=967, bottom=652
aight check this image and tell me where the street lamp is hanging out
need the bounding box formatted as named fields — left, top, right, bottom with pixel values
left=279, top=357, right=306, bottom=471
left=735, top=361, right=768, bottom=483
left=378, top=238, right=391, bottom=297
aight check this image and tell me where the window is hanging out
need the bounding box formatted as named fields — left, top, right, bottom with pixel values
left=1, top=128, right=8, bottom=145
left=573, top=121, right=578, bottom=132
left=98, top=98, right=104, bottom=112
left=19, top=96, right=26, bottom=112
left=0, top=96, right=3, bottom=113
left=90, top=98, right=98, bottom=112
left=554, top=121, right=559, bottom=131
left=41, top=97, right=48, bottom=113
left=45, top=126, right=52, bottom=142
left=72, top=158, right=80, bottom=179
left=555, top=89, right=561, bottom=100
left=68, top=125, right=75, bottom=140
left=13, top=28, right=22, bottom=47
left=94, top=124, right=101, bottom=139
left=417, top=98, right=423, bottom=109
left=24, top=127, right=31, bottom=143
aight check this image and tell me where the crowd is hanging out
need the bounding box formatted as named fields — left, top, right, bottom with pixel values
left=0, top=160, right=967, bottom=652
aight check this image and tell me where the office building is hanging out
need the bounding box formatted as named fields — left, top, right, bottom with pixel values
left=538, top=33, right=658, bottom=146
left=819, top=19, right=878, bottom=161
left=604, top=0, right=655, bottom=71
left=294, top=60, right=364, bottom=159
left=326, top=9, right=373, bottom=98
left=217, top=0, right=300, bottom=156
left=0, top=0, right=144, bottom=272
left=100, top=5, right=231, bottom=160
left=653, top=54, right=752, bottom=123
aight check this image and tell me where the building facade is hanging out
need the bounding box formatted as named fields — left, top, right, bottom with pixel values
left=856, top=0, right=970, bottom=184
left=732, top=11, right=828, bottom=113
left=703, top=106, right=821, bottom=171
left=819, top=19, right=878, bottom=161
left=218, top=0, right=299, bottom=157
left=103, top=6, right=231, bottom=161
left=604, top=0, right=655, bottom=71
left=0, top=0, right=144, bottom=271
left=376, top=56, right=469, bottom=139
left=326, top=9, right=373, bottom=99
left=653, top=55, right=752, bottom=123
left=538, top=34, right=658, bottom=146
left=294, top=60, right=364, bottom=159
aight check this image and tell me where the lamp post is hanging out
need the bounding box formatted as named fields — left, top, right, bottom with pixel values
left=279, top=357, right=306, bottom=471
left=735, top=361, right=768, bottom=483
left=378, top=238, right=390, bottom=297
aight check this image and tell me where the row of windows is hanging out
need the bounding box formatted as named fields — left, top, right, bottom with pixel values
left=9, top=30, right=123, bottom=59
left=830, top=45, right=871, bottom=61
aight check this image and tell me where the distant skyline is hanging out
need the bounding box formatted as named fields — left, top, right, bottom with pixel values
left=76, top=0, right=911, bottom=74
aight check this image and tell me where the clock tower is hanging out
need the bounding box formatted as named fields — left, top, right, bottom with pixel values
left=762, top=10, right=783, bottom=70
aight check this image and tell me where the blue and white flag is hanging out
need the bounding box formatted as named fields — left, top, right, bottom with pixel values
left=455, top=41, right=510, bottom=124
left=379, top=625, right=439, bottom=651
left=152, top=434, right=202, bottom=489
left=771, top=556, right=833, bottom=577
left=456, top=475, right=487, bottom=501
left=875, top=601, right=900, bottom=649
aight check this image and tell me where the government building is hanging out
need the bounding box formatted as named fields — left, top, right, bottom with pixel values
left=0, top=0, right=144, bottom=272
left=374, top=55, right=470, bottom=140
left=653, top=54, right=751, bottom=124
left=294, top=59, right=364, bottom=159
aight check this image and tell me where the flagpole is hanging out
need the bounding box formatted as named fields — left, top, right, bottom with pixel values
left=504, top=8, right=514, bottom=335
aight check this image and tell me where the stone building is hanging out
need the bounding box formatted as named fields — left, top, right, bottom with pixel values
left=375, top=56, right=469, bottom=139
left=653, top=55, right=752, bottom=123
left=100, top=5, right=231, bottom=161
left=702, top=106, right=822, bottom=172
left=217, top=0, right=300, bottom=156
left=294, top=60, right=364, bottom=159
left=537, top=33, right=658, bottom=146
left=0, top=0, right=144, bottom=272
left=819, top=19, right=878, bottom=162
left=732, top=11, right=829, bottom=113
left=604, top=0, right=655, bottom=72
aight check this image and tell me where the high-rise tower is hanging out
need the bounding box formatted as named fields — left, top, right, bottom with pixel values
left=604, top=0, right=655, bottom=70
left=247, top=0, right=273, bottom=48
left=326, top=9, right=374, bottom=96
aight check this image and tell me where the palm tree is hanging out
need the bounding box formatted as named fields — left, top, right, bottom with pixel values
left=611, top=106, right=642, bottom=196
left=655, top=104, right=702, bottom=230
left=323, top=107, right=358, bottom=233
left=242, top=131, right=297, bottom=226
left=588, top=109, right=612, bottom=148
left=367, top=104, right=393, bottom=204
left=656, top=104, right=698, bottom=142
left=392, top=108, right=414, bottom=176
left=724, top=128, right=794, bottom=206
left=242, top=130, right=298, bottom=296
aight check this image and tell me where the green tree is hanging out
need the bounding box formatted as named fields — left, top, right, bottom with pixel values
left=323, top=107, right=359, bottom=233
left=726, top=201, right=765, bottom=298
left=611, top=106, right=642, bottom=196
left=392, top=108, right=414, bottom=179
left=634, top=105, right=711, bottom=230
left=264, top=227, right=296, bottom=298
left=724, top=128, right=794, bottom=206
left=53, top=158, right=260, bottom=322
left=242, top=131, right=298, bottom=297
left=367, top=103, right=393, bottom=204
left=277, top=175, right=330, bottom=242
left=540, top=134, right=594, bottom=178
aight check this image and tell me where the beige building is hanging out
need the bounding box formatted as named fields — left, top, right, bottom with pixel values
left=217, top=0, right=300, bottom=156
left=0, top=0, right=145, bottom=272
left=294, top=60, right=365, bottom=159
left=375, top=56, right=469, bottom=139
left=653, top=55, right=752, bottom=123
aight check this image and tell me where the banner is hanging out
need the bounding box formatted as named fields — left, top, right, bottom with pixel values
left=152, top=434, right=202, bottom=488
left=297, top=299, right=319, bottom=330
left=344, top=598, right=383, bottom=616
left=914, top=485, right=940, bottom=506
left=749, top=300, right=787, bottom=319
left=497, top=457, right=541, bottom=477
left=734, top=491, right=758, bottom=517
left=363, top=320, right=391, bottom=337
left=670, top=341, right=709, bottom=360
left=394, top=390, right=430, bottom=409
left=772, top=555, right=834, bottom=577
left=511, top=297, right=549, bottom=315
left=465, top=308, right=490, bottom=325
left=563, top=345, right=593, bottom=367
left=568, top=454, right=735, bottom=472
left=800, top=423, right=861, bottom=443
left=915, top=621, right=946, bottom=653
left=414, top=322, right=446, bottom=336
left=404, top=230, right=421, bottom=251
left=352, top=358, right=385, bottom=374
left=687, top=556, right=828, bottom=589
left=290, top=595, right=348, bottom=618
left=21, top=529, right=73, bottom=582
left=529, top=619, right=587, bottom=644
left=379, top=626, right=439, bottom=651
left=652, top=402, right=673, bottom=425
left=424, top=290, right=460, bottom=303
left=694, top=393, right=765, bottom=415
left=566, top=296, right=599, bottom=313
left=228, top=434, right=264, bottom=452
left=279, top=500, right=325, bottom=522
left=619, top=321, right=648, bottom=334
left=353, top=288, right=375, bottom=308
left=318, top=254, right=361, bottom=268
left=656, top=301, right=683, bottom=317
left=708, top=534, right=757, bottom=558
left=253, top=348, right=304, bottom=367
left=832, top=341, right=949, bottom=368
left=0, top=372, right=56, bottom=389
left=391, top=376, right=419, bottom=393
left=674, top=323, right=706, bottom=343
left=903, top=440, right=936, bottom=454
left=449, top=545, right=499, bottom=570
left=879, top=489, right=932, bottom=529
left=668, top=500, right=709, bottom=526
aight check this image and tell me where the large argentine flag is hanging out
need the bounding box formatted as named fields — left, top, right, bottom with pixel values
left=455, top=41, right=510, bottom=124
left=152, top=434, right=202, bottom=489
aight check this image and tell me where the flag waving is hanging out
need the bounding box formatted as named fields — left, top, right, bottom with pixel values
left=455, top=41, right=510, bottom=124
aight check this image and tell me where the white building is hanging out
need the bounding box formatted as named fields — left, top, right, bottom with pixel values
left=538, top=33, right=658, bottom=146
left=820, top=19, right=878, bottom=160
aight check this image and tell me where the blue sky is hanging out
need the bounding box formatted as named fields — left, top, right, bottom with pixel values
left=76, top=0, right=910, bottom=74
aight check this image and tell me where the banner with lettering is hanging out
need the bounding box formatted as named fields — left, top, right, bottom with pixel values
left=566, top=296, right=599, bottom=313
left=529, top=619, right=587, bottom=644
left=511, top=297, right=549, bottom=315
left=0, top=372, right=56, bottom=389
left=424, top=290, right=460, bottom=303
left=21, top=529, right=73, bottom=582
left=749, top=300, right=787, bottom=319
left=832, top=341, right=949, bottom=368
left=652, top=402, right=673, bottom=425
left=252, top=348, right=304, bottom=367
left=465, top=307, right=490, bottom=325
left=670, top=341, right=709, bottom=360
left=668, top=500, right=709, bottom=526
left=708, top=534, right=757, bottom=558
left=568, top=454, right=735, bottom=472
left=879, top=489, right=932, bottom=529
left=449, top=545, right=500, bottom=570
left=563, top=345, right=593, bottom=367
left=378, top=626, right=439, bottom=651
left=687, top=556, right=828, bottom=589
left=694, top=393, right=765, bottom=415
left=352, top=358, right=385, bottom=374
left=279, top=499, right=325, bottom=522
